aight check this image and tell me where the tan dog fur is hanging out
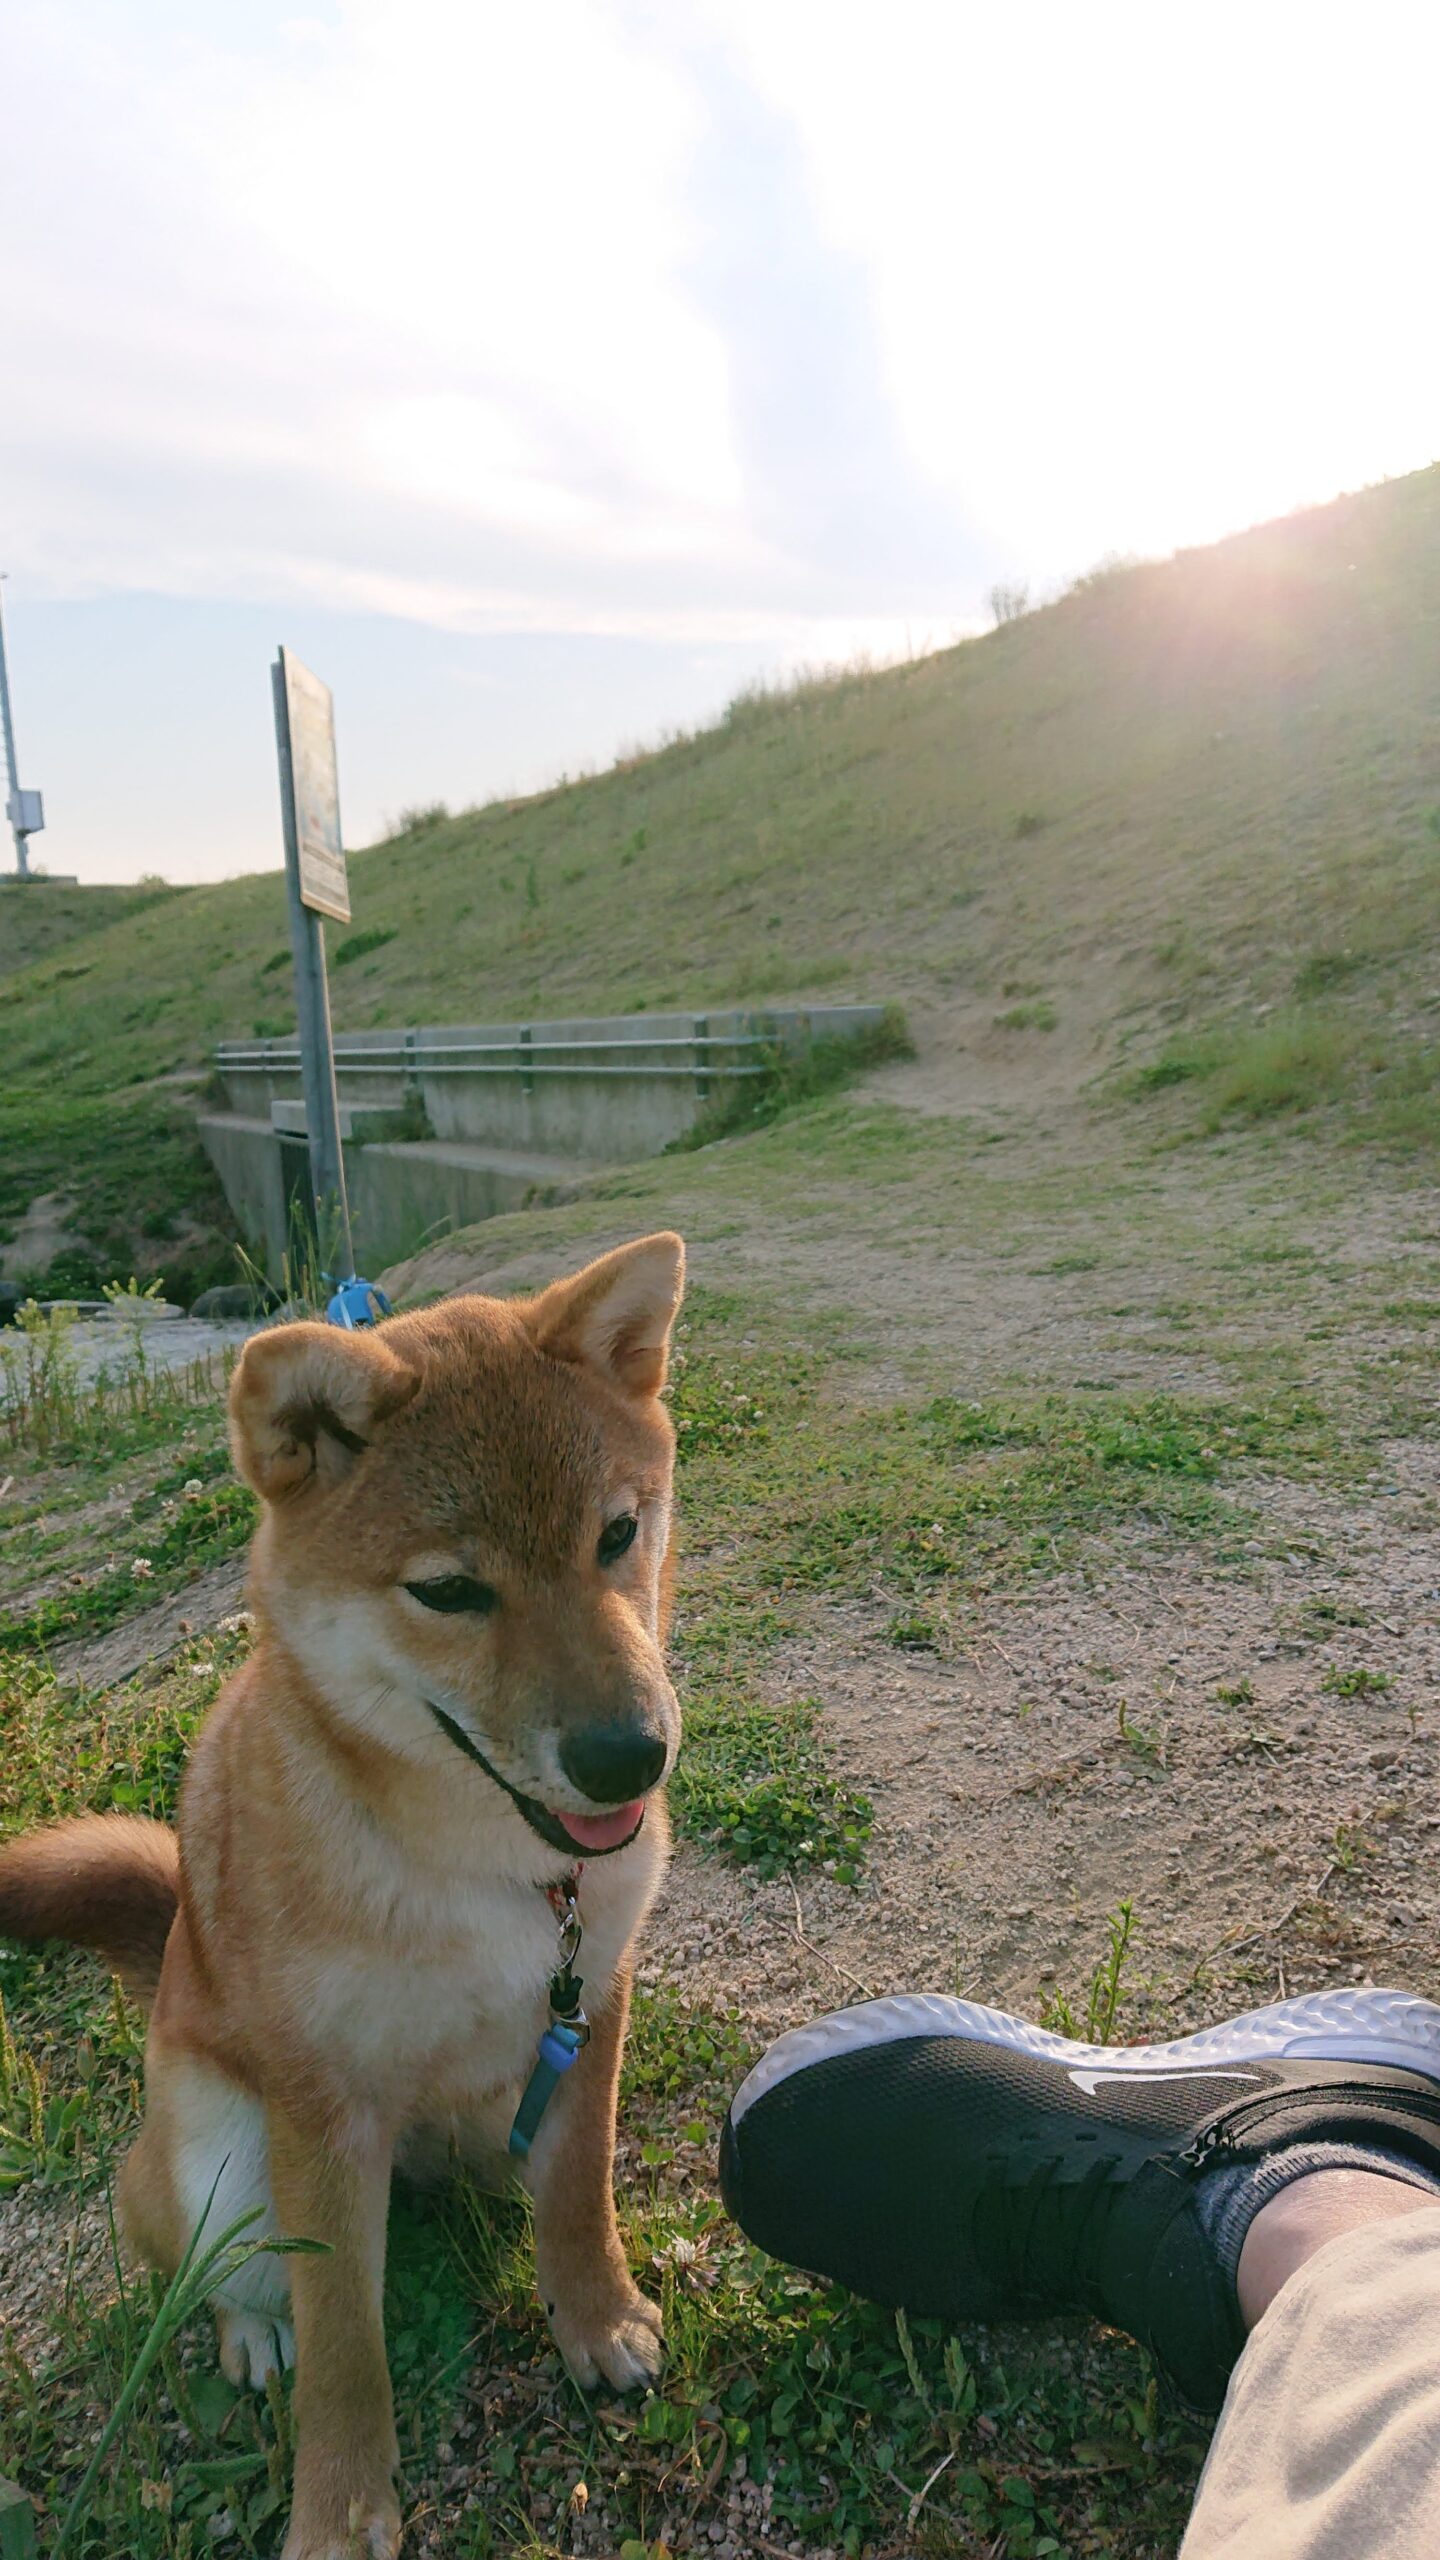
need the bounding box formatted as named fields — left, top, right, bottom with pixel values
left=0, top=1233, right=686, bottom=2559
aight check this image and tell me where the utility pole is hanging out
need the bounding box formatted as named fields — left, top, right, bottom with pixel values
left=0, top=578, right=44, bottom=879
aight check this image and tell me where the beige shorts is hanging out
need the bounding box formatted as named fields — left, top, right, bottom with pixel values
left=1180, top=2203, right=1440, bottom=2560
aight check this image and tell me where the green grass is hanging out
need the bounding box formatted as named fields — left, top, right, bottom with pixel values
left=995, top=999, right=1057, bottom=1032
left=0, top=1086, right=237, bottom=1305
left=333, top=925, right=397, bottom=966
left=0, top=1476, right=252, bottom=1658
left=0, top=1955, right=1206, bottom=2556
left=1320, top=1664, right=1393, bottom=1698
left=1134, top=1008, right=1362, bottom=1123
left=0, top=882, right=174, bottom=984
left=1037, top=1901, right=1139, bottom=2044
left=0, top=1304, right=232, bottom=1464
left=0, top=1812, right=1202, bottom=2560
left=632, top=1285, right=1366, bottom=1881
left=1129, top=991, right=1440, bottom=1148
left=671, top=1298, right=1331, bottom=1610
left=672, top=1689, right=874, bottom=1881
left=0, top=1318, right=245, bottom=1661
left=667, top=1004, right=911, bottom=1152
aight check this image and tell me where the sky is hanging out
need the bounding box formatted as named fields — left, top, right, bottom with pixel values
left=3, top=0, right=1438, bottom=886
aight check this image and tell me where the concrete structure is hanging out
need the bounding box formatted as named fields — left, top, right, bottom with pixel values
left=199, top=1004, right=887, bottom=1277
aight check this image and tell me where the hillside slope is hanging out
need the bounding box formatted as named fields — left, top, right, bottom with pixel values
left=0, top=880, right=173, bottom=982
left=6, top=462, right=1439, bottom=1294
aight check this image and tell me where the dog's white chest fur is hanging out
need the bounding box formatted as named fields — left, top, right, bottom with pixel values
left=280, top=1813, right=650, bottom=2121
left=299, top=1876, right=566, bottom=2101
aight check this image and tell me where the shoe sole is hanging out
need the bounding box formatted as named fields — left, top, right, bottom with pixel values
left=729, top=1986, right=1440, bottom=2127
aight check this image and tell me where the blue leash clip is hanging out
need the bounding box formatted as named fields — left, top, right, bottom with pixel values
left=509, top=2019, right=588, bottom=2160
left=509, top=1871, right=590, bottom=2160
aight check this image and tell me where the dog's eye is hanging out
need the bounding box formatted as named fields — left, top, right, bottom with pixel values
left=597, top=1513, right=639, bottom=1566
left=403, top=1575, right=498, bottom=1615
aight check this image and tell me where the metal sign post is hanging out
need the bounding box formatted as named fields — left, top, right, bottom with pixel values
left=272, top=647, right=356, bottom=1282
left=0, top=578, right=45, bottom=880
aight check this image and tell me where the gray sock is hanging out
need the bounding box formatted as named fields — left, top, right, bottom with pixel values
left=1194, top=2140, right=1440, bottom=2291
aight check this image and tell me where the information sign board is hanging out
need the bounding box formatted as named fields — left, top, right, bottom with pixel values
left=279, top=649, right=350, bottom=923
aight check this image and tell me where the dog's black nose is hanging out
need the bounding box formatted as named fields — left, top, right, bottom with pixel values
left=559, top=1722, right=668, bottom=1804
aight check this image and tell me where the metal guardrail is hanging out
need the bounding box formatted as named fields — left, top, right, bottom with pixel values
left=214, top=1029, right=773, bottom=1083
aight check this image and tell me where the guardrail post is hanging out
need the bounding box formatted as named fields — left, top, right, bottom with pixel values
left=694, top=1014, right=709, bottom=1102
left=520, top=1024, right=534, bottom=1096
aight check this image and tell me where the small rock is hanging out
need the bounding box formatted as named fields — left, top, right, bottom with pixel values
left=189, top=1281, right=277, bottom=1318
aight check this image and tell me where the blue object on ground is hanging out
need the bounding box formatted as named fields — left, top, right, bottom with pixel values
left=326, top=1277, right=394, bottom=1328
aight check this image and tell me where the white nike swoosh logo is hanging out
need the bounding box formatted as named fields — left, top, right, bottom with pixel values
left=1067, top=2065, right=1267, bottom=2097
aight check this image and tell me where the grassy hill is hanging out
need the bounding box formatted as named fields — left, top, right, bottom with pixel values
left=0, top=879, right=174, bottom=981
left=5, top=462, right=1440, bottom=1295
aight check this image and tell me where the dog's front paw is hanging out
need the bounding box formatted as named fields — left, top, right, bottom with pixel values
left=548, top=2279, right=664, bottom=2391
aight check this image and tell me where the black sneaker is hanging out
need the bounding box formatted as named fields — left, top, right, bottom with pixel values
left=720, top=1987, right=1440, bottom=2409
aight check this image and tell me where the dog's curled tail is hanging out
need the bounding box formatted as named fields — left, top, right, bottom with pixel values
left=0, top=1814, right=179, bottom=2005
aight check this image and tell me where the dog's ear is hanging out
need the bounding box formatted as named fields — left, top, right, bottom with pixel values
left=228, top=1321, right=421, bottom=1501
left=524, top=1232, right=685, bottom=1400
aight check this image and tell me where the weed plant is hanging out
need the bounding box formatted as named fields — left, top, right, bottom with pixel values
left=668, top=1004, right=912, bottom=1153
left=0, top=1304, right=229, bottom=1464
left=1039, top=1901, right=1139, bottom=2044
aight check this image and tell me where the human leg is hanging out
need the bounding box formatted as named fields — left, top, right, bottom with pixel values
left=1180, top=2193, right=1440, bottom=2559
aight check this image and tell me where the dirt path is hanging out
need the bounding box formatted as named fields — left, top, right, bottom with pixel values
left=54, top=1557, right=249, bottom=1688
left=382, top=1067, right=1440, bottom=1427
left=650, top=1444, right=1440, bottom=2052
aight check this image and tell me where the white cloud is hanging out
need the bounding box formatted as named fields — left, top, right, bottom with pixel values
left=711, top=0, right=1440, bottom=573
left=11, top=0, right=1436, bottom=648
left=4, top=4, right=783, bottom=632
left=3, top=0, right=1440, bottom=884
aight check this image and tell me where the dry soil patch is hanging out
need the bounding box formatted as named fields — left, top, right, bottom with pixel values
left=646, top=1449, right=1440, bottom=2053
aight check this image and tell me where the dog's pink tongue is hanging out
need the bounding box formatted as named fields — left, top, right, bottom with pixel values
left=556, top=1799, right=646, bottom=1852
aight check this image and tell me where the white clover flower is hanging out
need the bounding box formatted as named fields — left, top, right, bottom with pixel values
left=650, top=2229, right=717, bottom=2290
left=130, top=1557, right=154, bottom=1581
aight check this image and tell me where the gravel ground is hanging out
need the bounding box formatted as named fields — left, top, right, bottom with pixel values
left=0, top=2181, right=114, bottom=2372
left=61, top=1309, right=252, bottom=1391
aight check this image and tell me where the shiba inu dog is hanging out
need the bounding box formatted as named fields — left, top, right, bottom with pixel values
left=0, top=1233, right=686, bottom=2559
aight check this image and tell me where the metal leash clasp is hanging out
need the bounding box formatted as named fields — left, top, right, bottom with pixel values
left=547, top=1875, right=586, bottom=2010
